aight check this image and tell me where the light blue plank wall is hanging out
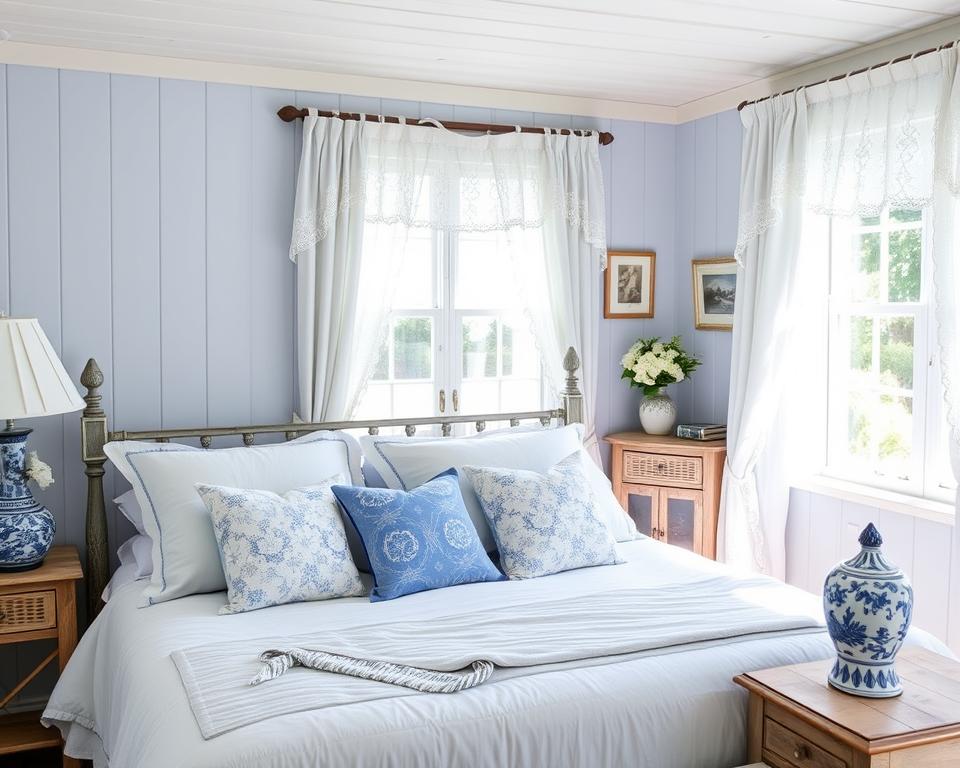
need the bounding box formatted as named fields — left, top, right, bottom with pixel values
left=160, top=79, right=207, bottom=430
left=672, top=110, right=740, bottom=425
left=595, top=119, right=679, bottom=471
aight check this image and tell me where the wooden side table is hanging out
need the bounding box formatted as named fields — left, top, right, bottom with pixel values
left=0, top=546, right=82, bottom=768
left=604, top=432, right=725, bottom=558
left=735, top=648, right=960, bottom=767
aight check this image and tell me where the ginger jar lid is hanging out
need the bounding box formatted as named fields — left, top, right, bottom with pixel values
left=839, top=523, right=902, bottom=578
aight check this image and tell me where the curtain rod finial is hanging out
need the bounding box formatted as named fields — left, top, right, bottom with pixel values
left=277, top=105, right=304, bottom=123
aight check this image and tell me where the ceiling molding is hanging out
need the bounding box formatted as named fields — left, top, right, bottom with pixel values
left=676, top=16, right=960, bottom=123
left=0, top=40, right=677, bottom=124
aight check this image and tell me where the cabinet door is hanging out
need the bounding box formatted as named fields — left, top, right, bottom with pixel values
left=619, top=484, right=660, bottom=539
left=657, top=489, right=703, bottom=554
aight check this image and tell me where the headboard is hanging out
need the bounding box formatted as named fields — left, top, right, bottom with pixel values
left=78, top=347, right=584, bottom=621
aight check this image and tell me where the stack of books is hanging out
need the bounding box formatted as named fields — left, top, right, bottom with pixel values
left=676, top=423, right=726, bottom=441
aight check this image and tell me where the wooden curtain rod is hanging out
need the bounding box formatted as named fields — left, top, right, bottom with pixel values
left=737, top=40, right=957, bottom=111
left=276, top=105, right=614, bottom=145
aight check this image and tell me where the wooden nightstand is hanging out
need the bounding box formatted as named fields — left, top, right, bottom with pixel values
left=735, top=648, right=960, bottom=767
left=0, top=546, right=82, bottom=768
left=604, top=432, right=725, bottom=558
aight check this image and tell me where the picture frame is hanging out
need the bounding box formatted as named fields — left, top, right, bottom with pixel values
left=692, top=258, right=737, bottom=331
left=604, top=250, right=655, bottom=319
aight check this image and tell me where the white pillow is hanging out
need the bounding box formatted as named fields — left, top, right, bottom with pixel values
left=121, top=432, right=363, bottom=605
left=113, top=489, right=148, bottom=535
left=359, top=424, right=637, bottom=551
left=116, top=533, right=153, bottom=579
left=358, top=424, right=546, bottom=488
left=105, top=443, right=200, bottom=535
left=463, top=453, right=622, bottom=579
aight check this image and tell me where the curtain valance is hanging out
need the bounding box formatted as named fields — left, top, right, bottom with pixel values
left=735, top=45, right=960, bottom=261
left=290, top=113, right=608, bottom=266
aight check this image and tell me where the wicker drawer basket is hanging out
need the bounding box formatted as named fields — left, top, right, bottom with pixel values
left=0, top=590, right=57, bottom=635
left=622, top=450, right=702, bottom=487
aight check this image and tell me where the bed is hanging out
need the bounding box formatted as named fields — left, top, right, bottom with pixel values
left=44, top=349, right=950, bottom=767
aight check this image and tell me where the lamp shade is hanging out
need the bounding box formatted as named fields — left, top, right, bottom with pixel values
left=0, top=317, right=85, bottom=420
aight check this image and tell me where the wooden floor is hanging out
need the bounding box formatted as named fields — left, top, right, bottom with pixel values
left=0, top=747, right=61, bottom=767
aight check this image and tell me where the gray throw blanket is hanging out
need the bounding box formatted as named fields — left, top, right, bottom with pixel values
left=173, top=575, right=824, bottom=739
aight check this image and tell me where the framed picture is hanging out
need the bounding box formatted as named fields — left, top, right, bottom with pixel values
left=604, top=250, right=655, bottom=319
left=692, top=258, right=737, bottom=331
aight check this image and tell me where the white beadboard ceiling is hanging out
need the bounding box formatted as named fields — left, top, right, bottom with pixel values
left=0, top=0, right=958, bottom=111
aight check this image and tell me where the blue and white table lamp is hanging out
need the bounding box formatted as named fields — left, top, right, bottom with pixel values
left=0, top=315, right=85, bottom=571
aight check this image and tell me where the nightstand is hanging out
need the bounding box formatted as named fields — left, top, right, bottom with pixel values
left=0, top=546, right=82, bottom=768
left=734, top=648, right=960, bottom=767
left=604, top=432, right=725, bottom=558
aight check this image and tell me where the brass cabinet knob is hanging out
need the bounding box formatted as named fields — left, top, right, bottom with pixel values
left=793, top=744, right=809, bottom=760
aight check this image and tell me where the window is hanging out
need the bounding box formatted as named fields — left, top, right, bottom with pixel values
left=826, top=208, right=955, bottom=503
left=353, top=223, right=546, bottom=432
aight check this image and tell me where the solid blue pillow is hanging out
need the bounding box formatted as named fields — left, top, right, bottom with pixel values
left=332, top=469, right=504, bottom=601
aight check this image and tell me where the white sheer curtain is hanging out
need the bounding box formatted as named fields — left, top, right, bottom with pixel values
left=508, top=128, right=606, bottom=460
left=290, top=114, right=607, bottom=434
left=730, top=47, right=960, bottom=596
left=720, top=92, right=809, bottom=576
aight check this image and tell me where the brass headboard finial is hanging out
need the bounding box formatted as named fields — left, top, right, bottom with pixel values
left=561, top=346, right=583, bottom=425
left=81, top=359, right=104, bottom=417
left=81, top=357, right=104, bottom=391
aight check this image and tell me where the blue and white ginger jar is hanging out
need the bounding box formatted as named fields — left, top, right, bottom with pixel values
left=0, top=429, right=55, bottom=571
left=823, top=523, right=912, bottom=698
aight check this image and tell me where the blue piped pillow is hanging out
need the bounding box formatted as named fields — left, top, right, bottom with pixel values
left=332, top=469, right=504, bottom=601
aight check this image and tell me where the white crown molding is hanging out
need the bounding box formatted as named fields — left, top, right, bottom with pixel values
left=676, top=16, right=960, bottom=124
left=0, top=40, right=677, bottom=125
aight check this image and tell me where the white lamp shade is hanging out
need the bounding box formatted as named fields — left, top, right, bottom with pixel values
left=0, top=317, right=85, bottom=420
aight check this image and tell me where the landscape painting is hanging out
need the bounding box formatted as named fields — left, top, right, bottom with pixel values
left=692, top=258, right=737, bottom=330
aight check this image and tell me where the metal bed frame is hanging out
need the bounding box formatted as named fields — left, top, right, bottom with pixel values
left=77, top=347, right=584, bottom=619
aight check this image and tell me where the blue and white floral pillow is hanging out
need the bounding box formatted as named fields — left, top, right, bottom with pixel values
left=462, top=453, right=622, bottom=579
left=331, top=469, right=504, bottom=601
left=196, top=479, right=365, bottom=614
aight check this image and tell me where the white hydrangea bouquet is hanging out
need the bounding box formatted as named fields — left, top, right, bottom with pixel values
left=620, top=336, right=700, bottom=397
left=621, top=336, right=700, bottom=434
left=25, top=451, right=55, bottom=489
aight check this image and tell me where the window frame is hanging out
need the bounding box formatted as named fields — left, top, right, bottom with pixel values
left=824, top=208, right=953, bottom=504
left=358, top=189, right=549, bottom=428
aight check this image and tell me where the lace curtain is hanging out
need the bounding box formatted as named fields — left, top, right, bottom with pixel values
left=289, top=113, right=608, bottom=437
left=719, top=92, right=808, bottom=578
left=290, top=117, right=608, bottom=265
left=735, top=46, right=960, bottom=261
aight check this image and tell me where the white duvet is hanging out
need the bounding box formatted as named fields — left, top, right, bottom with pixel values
left=44, top=540, right=949, bottom=768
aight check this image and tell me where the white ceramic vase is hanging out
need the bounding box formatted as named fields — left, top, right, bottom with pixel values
left=639, top=391, right=677, bottom=435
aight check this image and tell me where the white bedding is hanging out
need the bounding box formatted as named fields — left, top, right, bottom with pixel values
left=44, top=539, right=949, bottom=768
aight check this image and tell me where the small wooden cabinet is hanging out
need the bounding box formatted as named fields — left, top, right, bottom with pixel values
left=735, top=649, right=960, bottom=767
left=604, top=432, right=725, bottom=559
left=0, top=546, right=82, bottom=767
